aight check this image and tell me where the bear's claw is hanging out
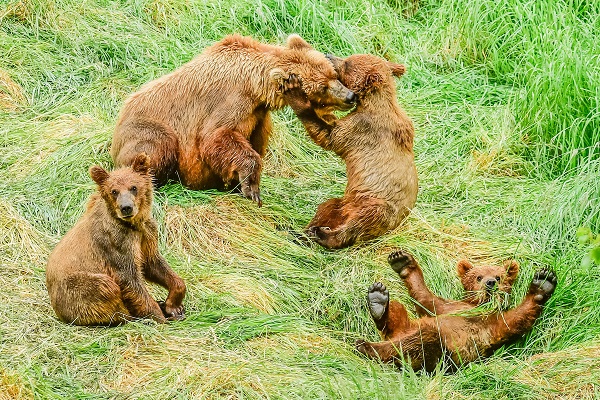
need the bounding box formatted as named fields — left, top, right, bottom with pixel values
left=367, top=282, right=389, bottom=321
left=355, top=339, right=368, bottom=354
left=158, top=300, right=186, bottom=321
left=241, top=181, right=262, bottom=207
left=306, top=226, right=331, bottom=240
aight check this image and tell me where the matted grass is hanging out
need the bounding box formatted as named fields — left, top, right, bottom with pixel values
left=1, top=0, right=599, bottom=398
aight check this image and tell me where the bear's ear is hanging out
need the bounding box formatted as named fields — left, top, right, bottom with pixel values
left=132, top=153, right=150, bottom=175
left=503, top=260, right=520, bottom=285
left=326, top=54, right=344, bottom=73
left=89, top=165, right=109, bottom=186
left=269, top=68, right=288, bottom=86
left=286, top=34, right=313, bottom=51
left=388, top=62, right=406, bottom=77
left=457, top=259, right=475, bottom=277
left=364, top=70, right=384, bottom=90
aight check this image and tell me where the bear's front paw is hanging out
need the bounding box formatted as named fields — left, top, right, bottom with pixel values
left=355, top=339, right=368, bottom=354
left=240, top=180, right=262, bottom=207
left=529, top=269, right=557, bottom=303
left=305, top=225, right=347, bottom=249
left=355, top=339, right=378, bottom=359
left=367, top=282, right=389, bottom=321
left=158, top=301, right=186, bottom=321
left=388, top=250, right=417, bottom=278
left=307, top=225, right=331, bottom=240
left=283, top=74, right=302, bottom=91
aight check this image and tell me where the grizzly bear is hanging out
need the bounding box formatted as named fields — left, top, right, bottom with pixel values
left=111, top=34, right=356, bottom=206
left=282, top=53, right=416, bottom=248
left=355, top=250, right=557, bottom=372
left=46, top=154, right=186, bottom=326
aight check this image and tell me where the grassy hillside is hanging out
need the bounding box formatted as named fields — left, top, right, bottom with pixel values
left=1, top=0, right=599, bottom=398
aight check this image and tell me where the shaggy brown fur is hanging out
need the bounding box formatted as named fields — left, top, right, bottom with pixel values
left=356, top=250, right=556, bottom=372
left=282, top=54, right=416, bottom=248
left=46, top=154, right=186, bottom=326
left=111, top=34, right=355, bottom=206
left=394, top=251, right=520, bottom=317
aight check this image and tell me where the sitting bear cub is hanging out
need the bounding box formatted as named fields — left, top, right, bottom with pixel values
left=46, top=154, right=186, bottom=326
left=356, top=250, right=556, bottom=372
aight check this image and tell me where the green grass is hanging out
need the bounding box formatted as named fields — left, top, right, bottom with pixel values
left=1, top=0, right=599, bottom=398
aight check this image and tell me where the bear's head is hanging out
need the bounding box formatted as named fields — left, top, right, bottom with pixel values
left=270, top=35, right=356, bottom=111
left=324, top=53, right=405, bottom=98
left=89, top=153, right=153, bottom=225
left=457, top=259, right=519, bottom=305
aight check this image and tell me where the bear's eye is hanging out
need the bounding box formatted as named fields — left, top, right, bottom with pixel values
left=476, top=276, right=482, bottom=282
left=130, top=186, right=137, bottom=194
left=111, top=189, right=118, bottom=197
left=495, top=276, right=501, bottom=281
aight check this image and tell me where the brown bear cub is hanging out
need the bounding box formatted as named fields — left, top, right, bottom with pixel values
left=356, top=250, right=556, bottom=372
left=402, top=255, right=520, bottom=317
left=282, top=53, right=416, bottom=248
left=46, top=154, right=186, bottom=326
left=111, top=34, right=356, bottom=207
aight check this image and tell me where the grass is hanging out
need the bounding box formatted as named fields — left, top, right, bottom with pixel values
left=1, top=0, right=599, bottom=398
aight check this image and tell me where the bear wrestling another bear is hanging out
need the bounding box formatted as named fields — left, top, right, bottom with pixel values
left=356, top=250, right=556, bottom=372
left=111, top=34, right=356, bottom=207
left=282, top=53, right=416, bottom=249
left=46, top=154, right=186, bottom=326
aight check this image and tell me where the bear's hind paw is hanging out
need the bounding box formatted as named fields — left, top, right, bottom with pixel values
left=367, top=282, right=389, bottom=321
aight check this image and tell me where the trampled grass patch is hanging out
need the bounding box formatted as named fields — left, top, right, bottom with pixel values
left=1, top=0, right=599, bottom=398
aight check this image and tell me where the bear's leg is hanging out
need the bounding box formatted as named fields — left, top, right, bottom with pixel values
left=388, top=250, right=457, bottom=317
left=202, top=127, right=263, bottom=206
left=119, top=279, right=168, bottom=324
left=355, top=336, right=431, bottom=370
left=356, top=328, right=444, bottom=372
left=355, top=339, right=400, bottom=364
left=53, top=272, right=131, bottom=326
left=143, top=255, right=187, bottom=321
left=249, top=108, right=272, bottom=158
left=488, top=269, right=557, bottom=348
left=112, top=120, right=179, bottom=187
left=307, top=196, right=387, bottom=249
left=367, top=282, right=412, bottom=340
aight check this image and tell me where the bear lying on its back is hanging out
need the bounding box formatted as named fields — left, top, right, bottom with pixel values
left=46, top=154, right=186, bottom=326
left=356, top=250, right=556, bottom=372
left=283, top=53, right=416, bottom=249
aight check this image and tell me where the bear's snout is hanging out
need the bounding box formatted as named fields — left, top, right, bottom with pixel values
left=116, top=193, right=137, bottom=219
left=120, top=205, right=133, bottom=217
left=345, top=91, right=356, bottom=104
left=485, top=279, right=497, bottom=290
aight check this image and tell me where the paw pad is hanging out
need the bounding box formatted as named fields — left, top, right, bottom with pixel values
left=367, top=282, right=389, bottom=321
left=387, top=250, right=415, bottom=275
left=531, top=269, right=557, bottom=301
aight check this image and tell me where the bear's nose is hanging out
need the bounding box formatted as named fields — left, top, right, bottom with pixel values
left=345, top=91, right=356, bottom=104
left=485, top=279, right=497, bottom=289
left=120, top=205, right=133, bottom=216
